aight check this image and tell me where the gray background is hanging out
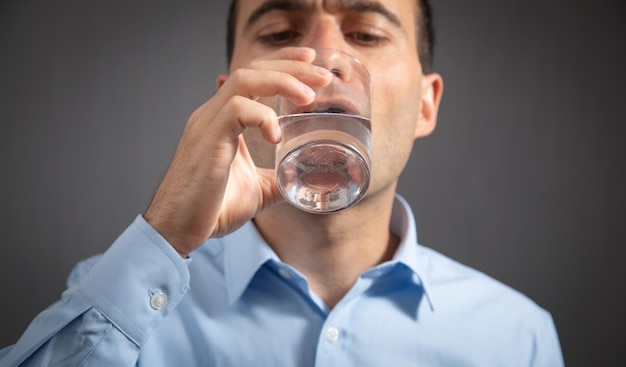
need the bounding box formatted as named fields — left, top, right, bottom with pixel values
left=1, top=0, right=624, bottom=365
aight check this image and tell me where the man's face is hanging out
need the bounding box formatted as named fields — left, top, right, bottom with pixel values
left=229, top=0, right=439, bottom=198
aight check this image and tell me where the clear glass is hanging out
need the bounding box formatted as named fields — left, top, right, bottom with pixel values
left=275, top=49, right=372, bottom=213
left=276, top=113, right=371, bottom=213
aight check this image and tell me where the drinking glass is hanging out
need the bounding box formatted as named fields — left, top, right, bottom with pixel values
left=275, top=49, right=371, bottom=213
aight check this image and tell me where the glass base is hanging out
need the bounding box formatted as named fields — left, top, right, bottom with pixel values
left=277, top=141, right=370, bottom=213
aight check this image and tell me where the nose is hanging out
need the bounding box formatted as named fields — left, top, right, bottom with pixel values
left=313, top=51, right=356, bottom=82
left=299, top=48, right=371, bottom=116
left=299, top=19, right=361, bottom=82
left=300, top=15, right=346, bottom=53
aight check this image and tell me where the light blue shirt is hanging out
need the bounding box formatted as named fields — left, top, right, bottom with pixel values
left=0, top=196, right=564, bottom=366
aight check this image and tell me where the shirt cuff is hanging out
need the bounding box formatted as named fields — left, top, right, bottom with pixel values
left=78, top=215, right=191, bottom=347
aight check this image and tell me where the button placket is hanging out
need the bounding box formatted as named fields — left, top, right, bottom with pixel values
left=314, top=317, right=349, bottom=366
left=325, top=326, right=340, bottom=343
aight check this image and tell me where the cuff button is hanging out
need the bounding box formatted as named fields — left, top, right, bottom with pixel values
left=150, top=291, right=168, bottom=310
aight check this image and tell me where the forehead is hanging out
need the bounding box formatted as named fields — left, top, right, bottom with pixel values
left=235, top=0, right=417, bottom=30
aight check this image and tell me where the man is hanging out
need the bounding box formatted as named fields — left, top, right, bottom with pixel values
left=0, top=0, right=564, bottom=365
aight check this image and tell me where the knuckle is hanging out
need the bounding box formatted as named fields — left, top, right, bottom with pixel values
left=288, top=59, right=305, bottom=69
left=258, top=106, right=275, bottom=124
left=228, top=68, right=249, bottom=84
left=188, top=108, right=202, bottom=122
left=226, top=95, right=247, bottom=112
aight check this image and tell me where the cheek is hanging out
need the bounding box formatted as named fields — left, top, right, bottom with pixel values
left=368, top=64, right=422, bottom=175
left=371, top=60, right=421, bottom=122
left=370, top=64, right=422, bottom=139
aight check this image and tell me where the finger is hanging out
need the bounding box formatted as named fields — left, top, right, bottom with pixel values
left=252, top=46, right=317, bottom=63
left=217, top=68, right=319, bottom=106
left=212, top=95, right=281, bottom=144
left=233, top=139, right=284, bottom=208
left=248, top=58, right=333, bottom=88
left=257, top=166, right=285, bottom=208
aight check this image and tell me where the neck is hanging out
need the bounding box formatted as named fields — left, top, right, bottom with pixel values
left=254, top=188, right=399, bottom=309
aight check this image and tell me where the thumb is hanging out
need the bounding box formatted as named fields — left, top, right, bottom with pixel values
left=258, top=167, right=285, bottom=210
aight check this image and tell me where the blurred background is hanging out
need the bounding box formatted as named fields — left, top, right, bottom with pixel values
left=1, top=0, right=624, bottom=365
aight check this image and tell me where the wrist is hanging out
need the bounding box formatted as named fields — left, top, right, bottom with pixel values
left=142, top=211, right=196, bottom=259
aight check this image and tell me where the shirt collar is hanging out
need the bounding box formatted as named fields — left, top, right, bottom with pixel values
left=388, top=195, right=435, bottom=311
left=222, top=195, right=434, bottom=309
left=223, top=221, right=279, bottom=305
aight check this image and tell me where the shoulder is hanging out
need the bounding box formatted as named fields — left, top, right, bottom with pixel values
left=413, top=244, right=563, bottom=365
left=417, top=244, right=551, bottom=324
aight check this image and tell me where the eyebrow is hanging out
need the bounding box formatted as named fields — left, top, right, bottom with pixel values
left=335, top=0, right=402, bottom=28
left=244, top=0, right=307, bottom=31
left=244, top=0, right=403, bottom=31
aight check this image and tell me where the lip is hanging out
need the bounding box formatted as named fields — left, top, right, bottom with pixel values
left=294, top=98, right=363, bottom=116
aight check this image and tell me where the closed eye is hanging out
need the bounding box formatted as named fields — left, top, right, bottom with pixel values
left=258, top=30, right=301, bottom=45
left=346, top=32, right=388, bottom=46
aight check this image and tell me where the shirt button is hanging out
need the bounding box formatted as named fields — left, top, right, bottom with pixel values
left=150, top=291, right=168, bottom=310
left=278, top=267, right=292, bottom=280
left=325, top=326, right=340, bottom=343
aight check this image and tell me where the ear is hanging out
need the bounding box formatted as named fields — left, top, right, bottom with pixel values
left=216, top=73, right=229, bottom=89
left=414, top=73, right=444, bottom=138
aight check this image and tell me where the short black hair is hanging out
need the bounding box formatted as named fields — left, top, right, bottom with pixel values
left=226, top=0, right=435, bottom=73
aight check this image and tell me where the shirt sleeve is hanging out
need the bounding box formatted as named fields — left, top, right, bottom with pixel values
left=0, top=215, right=191, bottom=366
left=530, top=311, right=565, bottom=367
